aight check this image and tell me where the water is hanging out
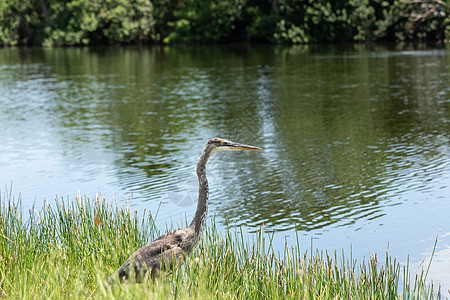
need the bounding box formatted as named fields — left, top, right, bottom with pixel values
left=1, top=45, right=449, bottom=292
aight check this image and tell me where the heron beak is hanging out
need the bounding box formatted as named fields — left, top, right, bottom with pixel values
left=229, top=142, right=262, bottom=151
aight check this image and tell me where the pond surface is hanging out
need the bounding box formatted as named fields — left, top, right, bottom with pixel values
left=1, top=44, right=449, bottom=292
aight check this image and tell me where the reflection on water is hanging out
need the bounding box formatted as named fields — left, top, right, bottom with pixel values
left=1, top=44, right=449, bottom=291
left=409, top=236, right=450, bottom=295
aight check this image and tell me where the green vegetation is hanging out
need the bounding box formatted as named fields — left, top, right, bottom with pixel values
left=0, top=0, right=449, bottom=46
left=0, top=193, right=440, bottom=299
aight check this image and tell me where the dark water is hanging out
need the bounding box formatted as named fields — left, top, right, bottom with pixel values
left=1, top=45, right=449, bottom=291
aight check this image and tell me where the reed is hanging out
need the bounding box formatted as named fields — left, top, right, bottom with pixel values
left=0, top=193, right=438, bottom=299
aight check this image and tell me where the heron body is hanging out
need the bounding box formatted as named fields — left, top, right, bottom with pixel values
left=107, top=138, right=261, bottom=284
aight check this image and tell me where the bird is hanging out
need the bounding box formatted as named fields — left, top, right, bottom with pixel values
left=107, top=138, right=261, bottom=284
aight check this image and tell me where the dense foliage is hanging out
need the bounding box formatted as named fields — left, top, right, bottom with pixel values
left=0, top=0, right=449, bottom=46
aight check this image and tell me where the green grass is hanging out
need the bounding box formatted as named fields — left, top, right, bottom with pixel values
left=0, top=193, right=440, bottom=299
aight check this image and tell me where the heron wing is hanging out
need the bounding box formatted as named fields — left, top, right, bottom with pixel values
left=108, top=228, right=193, bottom=283
left=136, top=227, right=192, bottom=256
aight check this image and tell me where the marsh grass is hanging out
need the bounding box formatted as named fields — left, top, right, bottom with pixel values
left=0, top=193, right=440, bottom=299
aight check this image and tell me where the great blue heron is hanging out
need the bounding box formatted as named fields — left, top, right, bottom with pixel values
left=107, top=138, right=261, bottom=284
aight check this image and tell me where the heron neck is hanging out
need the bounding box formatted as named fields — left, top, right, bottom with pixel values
left=190, top=145, right=214, bottom=234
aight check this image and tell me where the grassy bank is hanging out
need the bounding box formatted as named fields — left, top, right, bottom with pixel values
left=0, top=193, right=439, bottom=299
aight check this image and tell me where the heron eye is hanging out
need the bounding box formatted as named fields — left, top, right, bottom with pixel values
left=220, top=141, right=224, bottom=145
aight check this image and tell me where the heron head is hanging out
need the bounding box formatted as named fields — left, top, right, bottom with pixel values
left=208, top=138, right=262, bottom=152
